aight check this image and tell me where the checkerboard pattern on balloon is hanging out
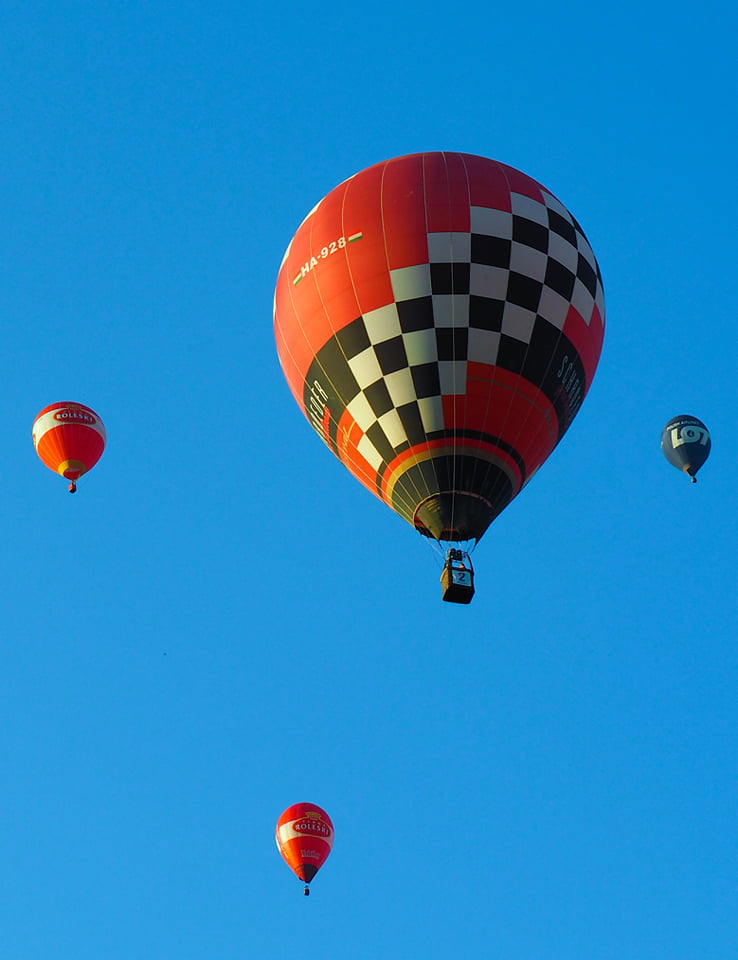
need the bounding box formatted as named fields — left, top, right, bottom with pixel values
left=275, top=153, right=606, bottom=539
left=304, top=190, right=604, bottom=475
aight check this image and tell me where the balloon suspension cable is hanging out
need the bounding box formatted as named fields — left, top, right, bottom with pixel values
left=445, top=546, right=474, bottom=572
left=424, top=533, right=478, bottom=569
left=68, top=481, right=77, bottom=494
left=303, top=884, right=310, bottom=896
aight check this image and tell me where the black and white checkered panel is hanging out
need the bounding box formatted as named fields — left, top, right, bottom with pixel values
left=466, top=190, right=604, bottom=371
left=306, top=189, right=604, bottom=479
left=338, top=296, right=439, bottom=473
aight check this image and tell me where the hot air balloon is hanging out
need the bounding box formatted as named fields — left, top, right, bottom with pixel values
left=33, top=402, right=106, bottom=492
left=661, top=414, right=710, bottom=482
left=274, top=153, right=605, bottom=601
left=276, top=802, right=334, bottom=895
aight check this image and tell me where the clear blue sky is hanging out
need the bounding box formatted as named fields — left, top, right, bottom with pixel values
left=2, top=2, right=736, bottom=958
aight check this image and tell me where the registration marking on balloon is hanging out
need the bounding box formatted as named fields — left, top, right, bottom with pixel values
left=275, top=153, right=605, bottom=543
left=292, top=232, right=363, bottom=286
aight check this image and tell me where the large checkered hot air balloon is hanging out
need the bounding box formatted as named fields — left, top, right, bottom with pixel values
left=33, top=402, right=106, bottom=493
left=274, top=153, right=605, bottom=601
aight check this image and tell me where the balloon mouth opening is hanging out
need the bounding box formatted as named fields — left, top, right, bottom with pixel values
left=297, top=864, right=319, bottom=883
left=414, top=492, right=496, bottom=542
left=58, top=459, right=86, bottom=480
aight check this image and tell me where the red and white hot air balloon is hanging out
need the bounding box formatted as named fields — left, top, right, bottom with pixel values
left=32, top=402, right=106, bottom=493
left=276, top=802, right=334, bottom=895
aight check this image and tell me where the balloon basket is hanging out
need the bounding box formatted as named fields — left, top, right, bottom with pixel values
left=441, top=549, right=475, bottom=604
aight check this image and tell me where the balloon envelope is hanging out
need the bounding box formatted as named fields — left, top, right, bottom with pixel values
left=661, top=414, right=710, bottom=480
left=274, top=152, right=605, bottom=543
left=275, top=802, right=334, bottom=886
left=32, top=402, right=106, bottom=484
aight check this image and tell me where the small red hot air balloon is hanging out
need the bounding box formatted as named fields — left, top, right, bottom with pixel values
left=276, top=802, right=334, bottom=895
left=32, top=402, right=106, bottom=493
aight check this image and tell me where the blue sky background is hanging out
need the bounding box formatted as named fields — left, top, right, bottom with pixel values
left=1, top=2, right=736, bottom=958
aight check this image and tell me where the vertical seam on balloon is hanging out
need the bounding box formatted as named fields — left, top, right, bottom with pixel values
left=388, top=155, right=435, bottom=521
left=473, top=168, right=565, bottom=516
left=314, top=174, right=387, bottom=495
left=277, top=184, right=418, bottom=514
left=460, top=154, right=474, bottom=544
left=483, top=184, right=573, bottom=500
left=49, top=429, right=67, bottom=472
left=281, top=212, right=322, bottom=415
left=474, top=162, right=534, bottom=515
left=349, top=159, right=427, bottom=514
left=498, top=188, right=581, bottom=487
left=460, top=153, right=503, bottom=526
left=440, top=151, right=458, bottom=540
left=416, top=152, right=443, bottom=527
left=280, top=188, right=383, bottom=500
